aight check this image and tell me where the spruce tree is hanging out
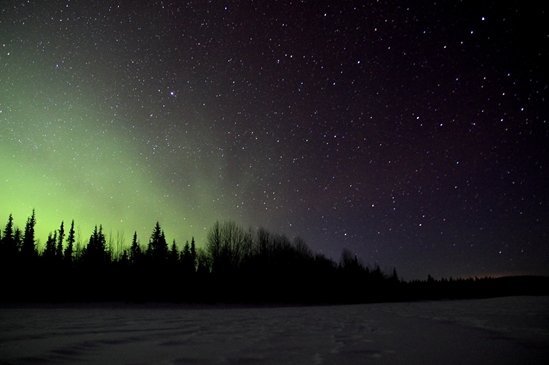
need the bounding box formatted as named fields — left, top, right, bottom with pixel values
left=147, top=222, right=168, bottom=262
left=2, top=214, right=14, bottom=242
left=82, top=225, right=108, bottom=267
left=64, top=220, right=75, bottom=263
left=169, top=240, right=179, bottom=265
left=1, top=214, right=16, bottom=259
left=13, top=228, right=22, bottom=256
left=130, top=231, right=141, bottom=265
left=44, top=232, right=57, bottom=260
left=21, top=210, right=36, bottom=259
left=181, top=240, right=192, bottom=273
left=56, top=221, right=65, bottom=259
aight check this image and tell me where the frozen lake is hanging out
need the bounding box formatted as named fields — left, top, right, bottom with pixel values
left=1, top=296, right=548, bottom=364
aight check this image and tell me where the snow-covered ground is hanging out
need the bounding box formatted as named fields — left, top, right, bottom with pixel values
left=1, top=296, right=548, bottom=364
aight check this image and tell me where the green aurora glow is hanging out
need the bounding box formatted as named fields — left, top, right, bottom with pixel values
left=0, top=52, right=234, bottom=250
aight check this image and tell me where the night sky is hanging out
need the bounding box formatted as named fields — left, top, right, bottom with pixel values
left=1, top=1, right=548, bottom=279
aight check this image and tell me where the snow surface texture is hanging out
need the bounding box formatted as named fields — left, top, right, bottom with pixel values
left=1, top=296, right=548, bottom=364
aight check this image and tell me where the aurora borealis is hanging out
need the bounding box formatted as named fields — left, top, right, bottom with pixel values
left=1, top=1, right=548, bottom=279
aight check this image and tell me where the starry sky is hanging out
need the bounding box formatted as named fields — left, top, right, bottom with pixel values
left=1, top=0, right=548, bottom=279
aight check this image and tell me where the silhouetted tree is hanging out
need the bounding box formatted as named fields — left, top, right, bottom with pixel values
left=293, top=236, right=313, bottom=259
left=206, top=221, right=222, bottom=271
left=56, top=221, right=65, bottom=260
left=340, top=248, right=365, bottom=274
left=81, top=225, right=109, bottom=267
left=0, top=214, right=17, bottom=262
left=43, top=232, right=57, bottom=261
left=1, top=214, right=17, bottom=260
left=196, top=248, right=210, bottom=274
left=13, top=228, right=22, bottom=256
left=168, top=240, right=179, bottom=265
left=64, top=220, right=75, bottom=263
left=181, top=240, right=193, bottom=273
left=147, top=222, right=168, bottom=262
left=129, top=231, right=142, bottom=265
left=257, top=227, right=271, bottom=258
left=206, top=221, right=250, bottom=274
left=2, top=214, right=14, bottom=243
left=21, top=210, right=37, bottom=259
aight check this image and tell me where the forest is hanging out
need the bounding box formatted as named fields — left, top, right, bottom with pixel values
left=0, top=211, right=547, bottom=303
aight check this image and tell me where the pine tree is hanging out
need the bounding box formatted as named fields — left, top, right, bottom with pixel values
left=169, top=240, right=179, bottom=265
left=181, top=240, right=192, bottom=273
left=82, top=225, right=108, bottom=267
left=21, top=210, right=36, bottom=259
left=44, top=232, right=57, bottom=260
left=13, top=228, right=22, bottom=256
left=56, top=221, right=65, bottom=259
left=2, top=214, right=14, bottom=242
left=130, top=231, right=141, bottom=265
left=147, top=222, right=168, bottom=262
left=1, top=214, right=16, bottom=259
left=64, top=220, right=75, bottom=263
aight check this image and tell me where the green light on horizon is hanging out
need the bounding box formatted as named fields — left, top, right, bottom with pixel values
left=0, top=65, right=224, bottom=251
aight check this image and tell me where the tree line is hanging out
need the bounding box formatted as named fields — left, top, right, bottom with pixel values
left=1, top=211, right=546, bottom=303
left=0, top=211, right=400, bottom=302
